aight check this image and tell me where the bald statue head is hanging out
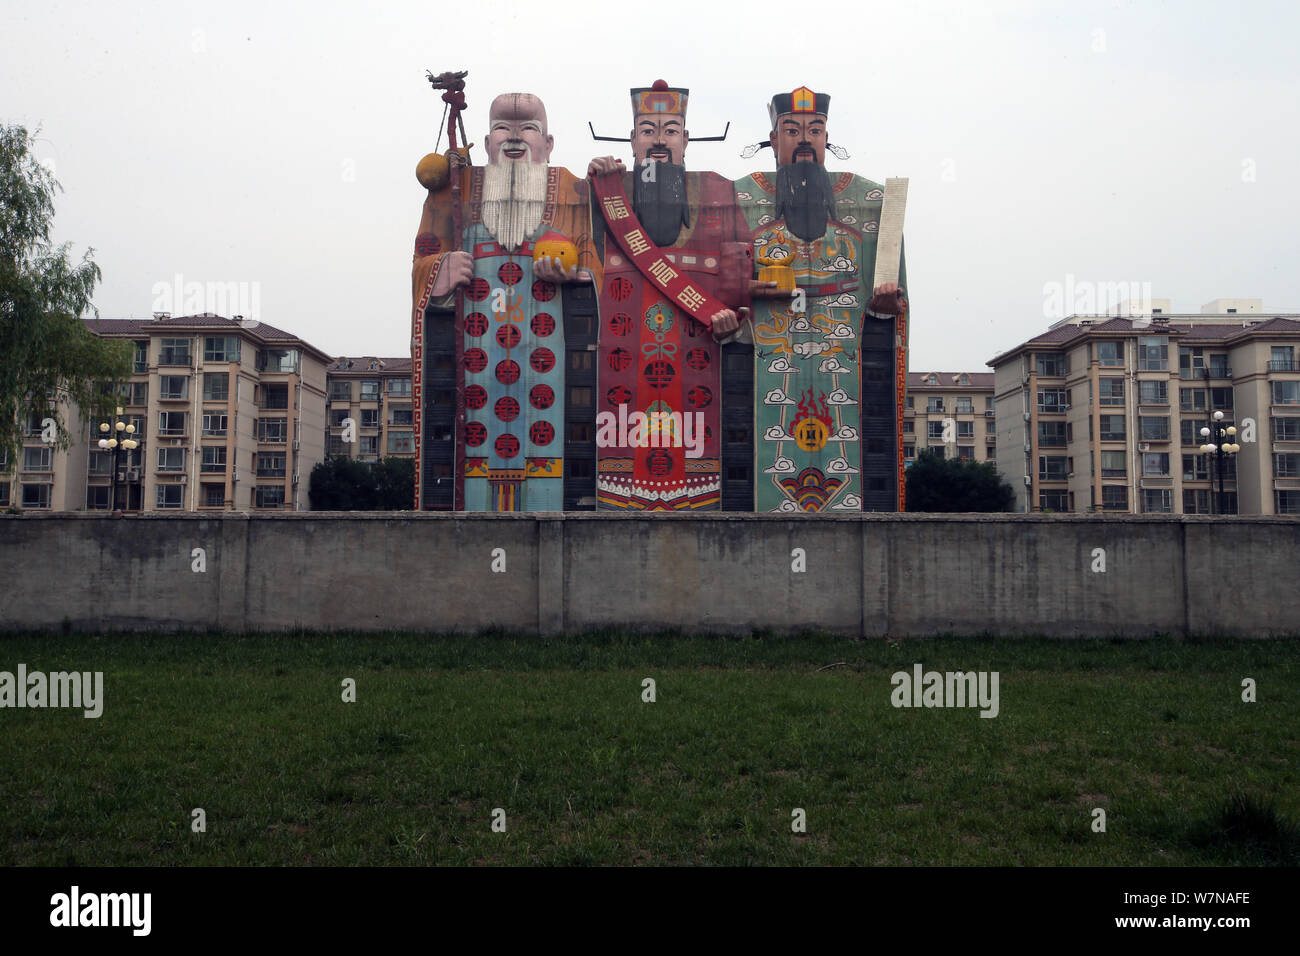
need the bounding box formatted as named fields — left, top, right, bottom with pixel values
left=485, top=93, right=555, bottom=165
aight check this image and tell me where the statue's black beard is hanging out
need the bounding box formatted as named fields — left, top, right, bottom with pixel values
left=632, top=160, right=690, bottom=248
left=774, top=162, right=834, bottom=241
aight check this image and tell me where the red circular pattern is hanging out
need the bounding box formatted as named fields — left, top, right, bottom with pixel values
left=530, top=348, right=555, bottom=373
left=465, top=385, right=488, bottom=410
left=464, top=348, right=488, bottom=373
left=607, top=313, right=632, bottom=336
left=530, top=384, right=555, bottom=409
left=608, top=348, right=633, bottom=372
left=529, top=421, right=554, bottom=447
left=607, top=385, right=632, bottom=407
left=495, top=434, right=520, bottom=459
left=644, top=360, right=676, bottom=389
left=496, top=324, right=521, bottom=349
left=465, top=312, right=489, bottom=337
left=466, top=277, right=490, bottom=302
left=531, top=280, right=556, bottom=302
left=608, top=277, right=634, bottom=302
left=686, top=348, right=710, bottom=371
left=495, top=397, right=520, bottom=422
left=531, top=312, right=555, bottom=337
left=687, top=386, right=713, bottom=408
left=465, top=422, right=487, bottom=447
left=498, top=262, right=523, bottom=286
left=496, top=360, right=521, bottom=384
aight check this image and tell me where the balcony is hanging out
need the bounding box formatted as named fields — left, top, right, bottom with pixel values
left=1268, top=360, right=1299, bottom=372
left=158, top=391, right=190, bottom=402
left=984, top=410, right=995, bottom=417
left=157, top=351, right=191, bottom=367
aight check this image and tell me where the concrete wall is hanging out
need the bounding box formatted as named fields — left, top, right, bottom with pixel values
left=2, top=513, right=1298, bottom=637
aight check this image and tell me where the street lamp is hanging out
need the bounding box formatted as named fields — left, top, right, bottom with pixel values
left=1198, top=410, right=1240, bottom=515
left=97, top=405, right=139, bottom=516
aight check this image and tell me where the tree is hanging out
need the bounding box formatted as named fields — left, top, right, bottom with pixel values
left=308, top=455, right=414, bottom=510
left=905, top=450, right=1015, bottom=512
left=1, top=124, right=131, bottom=466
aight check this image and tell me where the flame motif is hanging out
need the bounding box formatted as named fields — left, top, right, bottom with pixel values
left=793, top=389, right=833, bottom=430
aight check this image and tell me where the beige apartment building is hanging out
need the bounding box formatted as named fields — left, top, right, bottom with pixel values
left=989, top=299, right=1300, bottom=515
left=324, top=357, right=415, bottom=462
left=2, top=313, right=331, bottom=513
left=904, top=371, right=997, bottom=467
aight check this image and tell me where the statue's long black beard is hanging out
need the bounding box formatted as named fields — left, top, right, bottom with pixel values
left=632, top=161, right=690, bottom=248
left=774, top=162, right=834, bottom=241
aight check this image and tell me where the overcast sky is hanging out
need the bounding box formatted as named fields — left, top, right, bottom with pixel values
left=5, top=0, right=1297, bottom=372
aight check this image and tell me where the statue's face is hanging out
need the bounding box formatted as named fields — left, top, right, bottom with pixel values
left=485, top=93, right=554, bottom=164
left=770, top=113, right=827, bottom=166
left=631, top=114, right=688, bottom=165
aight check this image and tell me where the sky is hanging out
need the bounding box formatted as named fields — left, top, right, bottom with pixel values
left=5, top=0, right=1298, bottom=372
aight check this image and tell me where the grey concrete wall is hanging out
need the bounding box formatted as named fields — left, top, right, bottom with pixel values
left=2, top=513, right=1297, bottom=637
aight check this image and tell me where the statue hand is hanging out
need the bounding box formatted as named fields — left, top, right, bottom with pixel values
left=587, top=156, right=625, bottom=177
left=869, top=282, right=907, bottom=316
left=431, top=251, right=473, bottom=297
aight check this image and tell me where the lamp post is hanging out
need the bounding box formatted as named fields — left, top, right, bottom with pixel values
left=1198, top=410, right=1239, bottom=515
left=97, top=406, right=139, bottom=516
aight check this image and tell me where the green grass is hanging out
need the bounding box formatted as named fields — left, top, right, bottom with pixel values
left=0, top=631, right=1296, bottom=866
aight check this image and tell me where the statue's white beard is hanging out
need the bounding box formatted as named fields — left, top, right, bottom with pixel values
left=481, top=155, right=549, bottom=252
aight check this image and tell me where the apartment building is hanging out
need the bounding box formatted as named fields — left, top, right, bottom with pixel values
left=1, top=313, right=331, bottom=513
left=904, top=372, right=997, bottom=468
left=323, top=357, right=415, bottom=462
left=989, top=299, right=1300, bottom=514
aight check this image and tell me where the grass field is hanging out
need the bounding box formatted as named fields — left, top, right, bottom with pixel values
left=0, top=631, right=1296, bottom=866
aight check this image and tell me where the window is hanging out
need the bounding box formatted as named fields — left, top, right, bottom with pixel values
left=1100, top=415, right=1126, bottom=441
left=1142, top=488, right=1172, bottom=513
left=957, top=446, right=974, bottom=461
left=1141, top=452, right=1170, bottom=477
left=927, top=421, right=945, bottom=440
left=201, top=447, right=227, bottom=472
left=985, top=396, right=995, bottom=412
left=903, top=444, right=915, bottom=459
left=202, top=484, right=225, bottom=508
left=1038, top=388, right=1068, bottom=413
left=1039, top=490, right=1069, bottom=511
left=255, top=486, right=285, bottom=508
left=260, top=384, right=289, bottom=409
left=257, top=418, right=287, bottom=443
left=1100, top=451, right=1126, bottom=477
left=1272, top=381, right=1299, bottom=405
left=158, top=410, right=187, bottom=436
left=133, top=340, right=149, bottom=373
left=927, top=446, right=945, bottom=458
left=88, top=451, right=114, bottom=475
left=1138, top=380, right=1168, bottom=405
left=157, top=448, right=186, bottom=472
left=1039, top=456, right=1068, bottom=480
left=1277, top=490, right=1300, bottom=515
left=159, top=338, right=191, bottom=365
left=203, top=413, right=228, bottom=437
left=985, top=419, right=996, bottom=434
left=1138, top=336, right=1168, bottom=371
left=1183, top=455, right=1209, bottom=480
left=129, top=382, right=149, bottom=406
left=203, top=336, right=240, bottom=363
left=1183, top=489, right=1212, bottom=514
left=986, top=446, right=996, bottom=460
left=1210, top=387, right=1233, bottom=411
left=86, top=485, right=111, bottom=510
left=0, top=483, right=9, bottom=507
left=256, top=453, right=286, bottom=477
left=1270, top=346, right=1296, bottom=372
left=1275, top=453, right=1300, bottom=478
left=1180, top=388, right=1206, bottom=412
left=927, top=398, right=944, bottom=413
left=1102, top=485, right=1128, bottom=511
left=956, top=397, right=974, bottom=414
left=156, top=484, right=183, bottom=509
left=360, top=380, right=381, bottom=400
left=358, top=436, right=378, bottom=457
left=1272, top=417, right=1300, bottom=441
left=327, top=435, right=346, bottom=456
left=1035, top=353, right=1067, bottom=376
left=330, top=409, right=350, bottom=428
left=22, top=447, right=52, bottom=471
left=1209, top=354, right=1230, bottom=378
left=257, top=348, right=299, bottom=373
left=1097, top=341, right=1123, bottom=367
left=902, top=421, right=914, bottom=434
left=203, top=372, right=229, bottom=402
left=1038, top=421, right=1067, bottom=447
left=22, top=484, right=51, bottom=508
left=387, top=431, right=415, bottom=454
left=360, top=408, right=380, bottom=428
left=1139, top=417, right=1169, bottom=441
left=1178, top=347, right=1205, bottom=379
left=957, top=421, right=974, bottom=439
left=329, top=381, right=352, bottom=401
left=387, top=377, right=412, bottom=397
left=905, top=395, right=914, bottom=409
left=1098, top=379, right=1125, bottom=406
left=160, top=375, right=189, bottom=400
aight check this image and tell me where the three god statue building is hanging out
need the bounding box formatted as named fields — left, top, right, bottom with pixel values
left=411, top=80, right=910, bottom=513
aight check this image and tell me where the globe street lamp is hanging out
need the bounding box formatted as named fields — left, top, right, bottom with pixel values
left=97, top=406, right=139, bottom=516
left=1198, top=410, right=1240, bottom=515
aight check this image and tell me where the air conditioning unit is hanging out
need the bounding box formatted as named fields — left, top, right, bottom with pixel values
left=1064, top=404, right=1071, bottom=410
left=1022, top=374, right=1030, bottom=384
left=116, top=471, right=126, bottom=482
left=232, top=470, right=240, bottom=482
left=127, top=469, right=140, bottom=481
left=1138, top=442, right=1151, bottom=452
left=292, top=440, right=300, bottom=450
left=171, top=438, right=183, bottom=447
left=1023, top=443, right=1032, bottom=454
left=1022, top=475, right=1032, bottom=485
left=1022, top=412, right=1031, bottom=422
left=1067, top=472, right=1075, bottom=478
left=178, top=474, right=187, bottom=484
left=292, top=473, right=300, bottom=484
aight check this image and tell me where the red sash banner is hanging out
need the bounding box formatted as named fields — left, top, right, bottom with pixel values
left=590, top=172, right=732, bottom=331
